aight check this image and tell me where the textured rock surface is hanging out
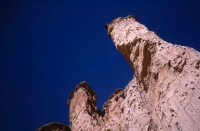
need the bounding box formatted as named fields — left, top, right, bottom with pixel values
left=107, top=16, right=200, bottom=131
left=68, top=16, right=200, bottom=131
left=67, top=81, right=103, bottom=130
left=38, top=16, right=200, bottom=131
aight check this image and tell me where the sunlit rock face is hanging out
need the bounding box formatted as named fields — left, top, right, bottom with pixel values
left=107, top=16, right=200, bottom=131
left=67, top=81, right=103, bottom=131
left=38, top=16, right=200, bottom=131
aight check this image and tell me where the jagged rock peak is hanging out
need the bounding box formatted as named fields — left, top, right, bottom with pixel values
left=37, top=16, right=200, bottom=131
left=67, top=81, right=101, bottom=130
left=107, top=16, right=200, bottom=131
left=107, top=16, right=166, bottom=47
left=68, top=82, right=126, bottom=130
left=106, top=15, right=138, bottom=36
left=67, top=81, right=96, bottom=107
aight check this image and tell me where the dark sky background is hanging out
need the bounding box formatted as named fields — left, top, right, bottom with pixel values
left=1, top=0, right=200, bottom=130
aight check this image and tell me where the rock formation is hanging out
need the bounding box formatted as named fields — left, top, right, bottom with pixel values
left=36, top=122, right=70, bottom=131
left=38, top=16, right=200, bottom=131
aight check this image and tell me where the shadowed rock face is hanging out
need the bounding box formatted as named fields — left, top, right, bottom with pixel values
left=38, top=16, right=200, bottom=131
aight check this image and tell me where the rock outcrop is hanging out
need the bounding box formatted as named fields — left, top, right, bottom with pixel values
left=67, top=81, right=103, bottom=130
left=38, top=16, right=200, bottom=131
left=106, top=16, right=200, bottom=131
left=36, top=122, right=70, bottom=131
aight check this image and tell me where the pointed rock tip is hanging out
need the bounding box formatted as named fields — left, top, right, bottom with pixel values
left=110, top=88, right=124, bottom=99
left=67, top=81, right=96, bottom=107
left=76, top=80, right=90, bottom=88
left=105, top=15, right=138, bottom=36
left=75, top=81, right=94, bottom=93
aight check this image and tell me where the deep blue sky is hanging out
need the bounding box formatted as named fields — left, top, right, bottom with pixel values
left=1, top=0, right=200, bottom=130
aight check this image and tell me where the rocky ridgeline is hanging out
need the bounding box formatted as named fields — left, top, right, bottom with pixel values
left=37, top=16, right=200, bottom=131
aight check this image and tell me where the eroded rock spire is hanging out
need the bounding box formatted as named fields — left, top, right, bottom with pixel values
left=107, top=16, right=200, bottom=131
left=38, top=16, right=200, bottom=131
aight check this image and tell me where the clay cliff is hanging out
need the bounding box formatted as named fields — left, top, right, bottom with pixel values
left=37, top=16, right=200, bottom=131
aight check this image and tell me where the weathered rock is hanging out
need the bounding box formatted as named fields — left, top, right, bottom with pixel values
left=68, top=16, right=200, bottom=131
left=38, top=16, right=200, bottom=131
left=68, top=81, right=103, bottom=130
left=108, top=16, right=200, bottom=131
